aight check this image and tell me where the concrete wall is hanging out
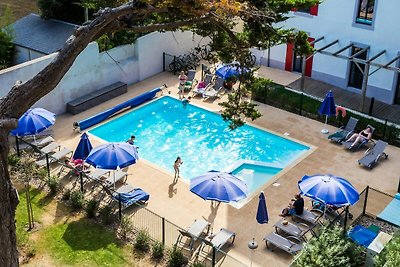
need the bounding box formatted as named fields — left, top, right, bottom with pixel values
left=0, top=31, right=208, bottom=114
left=13, top=46, right=47, bottom=65
left=261, top=0, right=400, bottom=104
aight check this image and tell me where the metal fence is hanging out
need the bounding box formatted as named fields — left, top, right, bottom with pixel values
left=123, top=204, right=247, bottom=267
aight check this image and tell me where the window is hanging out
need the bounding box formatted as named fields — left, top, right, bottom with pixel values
left=356, top=0, right=375, bottom=25
left=348, top=47, right=368, bottom=89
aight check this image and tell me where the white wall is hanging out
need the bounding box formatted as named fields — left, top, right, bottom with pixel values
left=0, top=31, right=208, bottom=114
left=264, top=0, right=400, bottom=103
left=13, top=46, right=47, bottom=65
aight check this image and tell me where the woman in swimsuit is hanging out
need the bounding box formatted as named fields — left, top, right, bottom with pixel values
left=173, top=156, right=183, bottom=179
left=345, top=126, right=372, bottom=149
left=178, top=71, right=187, bottom=100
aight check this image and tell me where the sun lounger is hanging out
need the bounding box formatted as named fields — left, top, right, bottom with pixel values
left=192, top=74, right=213, bottom=97
left=184, top=70, right=197, bottom=91
left=113, top=184, right=149, bottom=208
left=273, top=219, right=315, bottom=241
left=202, top=77, right=224, bottom=100
left=40, top=142, right=61, bottom=154
left=342, top=125, right=375, bottom=150
left=35, top=148, right=73, bottom=167
left=328, top=117, right=358, bottom=143
left=88, top=168, right=111, bottom=182
left=203, top=228, right=236, bottom=249
left=263, top=232, right=303, bottom=255
left=177, top=219, right=210, bottom=250
left=358, top=140, right=388, bottom=169
left=16, top=136, right=55, bottom=151
left=291, top=209, right=323, bottom=226
left=104, top=170, right=128, bottom=187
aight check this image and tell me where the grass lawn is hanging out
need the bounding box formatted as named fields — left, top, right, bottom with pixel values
left=36, top=218, right=133, bottom=267
left=16, top=187, right=46, bottom=251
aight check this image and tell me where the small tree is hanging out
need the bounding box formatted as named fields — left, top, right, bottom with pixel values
left=0, top=5, right=14, bottom=69
left=375, top=231, right=400, bottom=267
left=294, top=226, right=364, bottom=267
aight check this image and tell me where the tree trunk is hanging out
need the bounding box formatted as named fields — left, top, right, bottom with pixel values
left=0, top=131, right=19, bottom=266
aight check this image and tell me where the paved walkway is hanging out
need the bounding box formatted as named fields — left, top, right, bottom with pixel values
left=50, top=71, right=400, bottom=267
left=257, top=66, right=400, bottom=125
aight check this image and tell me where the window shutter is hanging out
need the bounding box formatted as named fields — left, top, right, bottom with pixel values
left=310, top=5, right=319, bottom=16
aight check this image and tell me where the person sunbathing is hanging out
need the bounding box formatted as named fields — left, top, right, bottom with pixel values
left=345, top=126, right=372, bottom=149
left=279, top=193, right=304, bottom=216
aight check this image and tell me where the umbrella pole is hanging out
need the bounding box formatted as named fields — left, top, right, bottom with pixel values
left=15, top=136, right=20, bottom=157
left=113, top=171, right=116, bottom=190
left=118, top=193, right=122, bottom=221
left=321, top=115, right=329, bottom=134
left=46, top=154, right=50, bottom=177
left=80, top=172, right=84, bottom=193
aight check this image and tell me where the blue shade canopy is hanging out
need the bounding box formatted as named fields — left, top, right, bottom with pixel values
left=11, top=108, right=55, bottom=136
left=190, top=170, right=248, bottom=203
left=73, top=133, right=93, bottom=160
left=298, top=174, right=360, bottom=206
left=256, top=191, right=269, bottom=224
left=318, top=91, right=336, bottom=116
left=215, top=64, right=249, bottom=79
left=85, top=142, right=139, bottom=170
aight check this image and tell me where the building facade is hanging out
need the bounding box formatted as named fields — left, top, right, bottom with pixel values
left=262, top=0, right=400, bottom=105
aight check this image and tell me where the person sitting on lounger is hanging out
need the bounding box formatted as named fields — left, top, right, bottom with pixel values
left=65, top=159, right=86, bottom=176
left=279, top=193, right=304, bottom=217
left=345, top=126, right=372, bottom=149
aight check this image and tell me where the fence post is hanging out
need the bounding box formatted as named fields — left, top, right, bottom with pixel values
left=201, top=64, right=204, bottom=81
left=343, top=205, right=349, bottom=233
left=212, top=246, right=216, bottom=267
left=264, top=84, right=267, bottom=104
left=162, top=217, right=165, bottom=245
left=46, top=154, right=50, bottom=177
left=80, top=173, right=84, bottom=193
left=382, top=119, right=388, bottom=141
left=118, top=193, right=122, bottom=221
left=162, top=52, right=166, bottom=72
left=362, top=186, right=369, bottom=216
left=15, top=136, right=20, bottom=157
left=368, top=97, right=375, bottom=115
left=398, top=177, right=400, bottom=193
left=299, top=93, right=304, bottom=115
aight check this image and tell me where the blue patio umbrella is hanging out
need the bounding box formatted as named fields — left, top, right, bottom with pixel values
left=190, top=170, right=248, bottom=203
left=73, top=133, right=93, bottom=160
left=298, top=174, right=360, bottom=206
left=11, top=108, right=56, bottom=136
left=318, top=90, right=336, bottom=134
left=256, top=191, right=269, bottom=224
left=85, top=142, right=139, bottom=170
left=215, top=63, right=249, bottom=79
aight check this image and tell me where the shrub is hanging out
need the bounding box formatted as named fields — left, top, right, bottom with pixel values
left=134, top=229, right=151, bottom=252
left=85, top=199, right=98, bottom=218
left=8, top=154, right=20, bottom=166
left=62, top=189, right=71, bottom=200
left=374, top=231, right=400, bottom=267
left=119, top=215, right=133, bottom=239
left=99, top=205, right=114, bottom=225
left=152, top=241, right=164, bottom=260
left=191, top=262, right=206, bottom=267
left=46, top=175, right=59, bottom=194
left=167, top=245, right=187, bottom=267
left=36, top=168, right=48, bottom=179
left=70, top=190, right=84, bottom=210
left=293, top=226, right=363, bottom=267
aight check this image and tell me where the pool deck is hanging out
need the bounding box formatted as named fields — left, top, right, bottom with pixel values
left=53, top=71, right=400, bottom=267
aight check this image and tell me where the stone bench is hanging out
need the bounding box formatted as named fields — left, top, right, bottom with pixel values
left=66, top=82, right=127, bottom=114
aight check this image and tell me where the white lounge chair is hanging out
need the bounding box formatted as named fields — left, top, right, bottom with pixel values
left=176, top=219, right=210, bottom=251
left=202, top=77, right=224, bottom=100
left=202, top=228, right=236, bottom=250
left=16, top=136, right=55, bottom=151
left=192, top=74, right=213, bottom=97
left=104, top=170, right=128, bottom=187
left=263, top=232, right=303, bottom=255
left=40, top=142, right=61, bottom=154
left=88, top=168, right=111, bottom=182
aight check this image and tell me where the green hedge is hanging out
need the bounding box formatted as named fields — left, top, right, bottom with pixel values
left=251, top=78, right=400, bottom=146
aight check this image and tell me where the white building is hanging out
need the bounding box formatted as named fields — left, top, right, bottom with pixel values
left=263, top=0, right=400, bottom=105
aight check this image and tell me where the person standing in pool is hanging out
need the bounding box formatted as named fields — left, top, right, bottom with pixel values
left=126, top=135, right=136, bottom=145
left=173, top=156, right=183, bottom=179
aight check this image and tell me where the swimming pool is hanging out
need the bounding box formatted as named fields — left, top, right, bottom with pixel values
left=89, top=96, right=309, bottom=193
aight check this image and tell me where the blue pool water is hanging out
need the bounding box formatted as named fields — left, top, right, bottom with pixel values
left=230, top=164, right=282, bottom=194
left=89, top=96, right=309, bottom=192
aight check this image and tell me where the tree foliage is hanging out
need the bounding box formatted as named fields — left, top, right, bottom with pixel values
left=375, top=231, right=400, bottom=267
left=294, top=227, right=364, bottom=267
left=37, top=0, right=85, bottom=24
left=0, top=5, right=14, bottom=70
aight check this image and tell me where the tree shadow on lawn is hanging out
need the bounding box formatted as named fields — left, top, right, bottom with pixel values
left=62, top=218, right=123, bottom=251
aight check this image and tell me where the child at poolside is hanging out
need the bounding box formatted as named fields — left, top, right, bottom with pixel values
left=173, top=156, right=183, bottom=179
left=178, top=71, right=187, bottom=99
left=182, top=96, right=191, bottom=107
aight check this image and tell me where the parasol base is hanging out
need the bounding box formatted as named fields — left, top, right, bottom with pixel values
left=321, top=129, right=329, bottom=134
left=248, top=239, right=258, bottom=249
